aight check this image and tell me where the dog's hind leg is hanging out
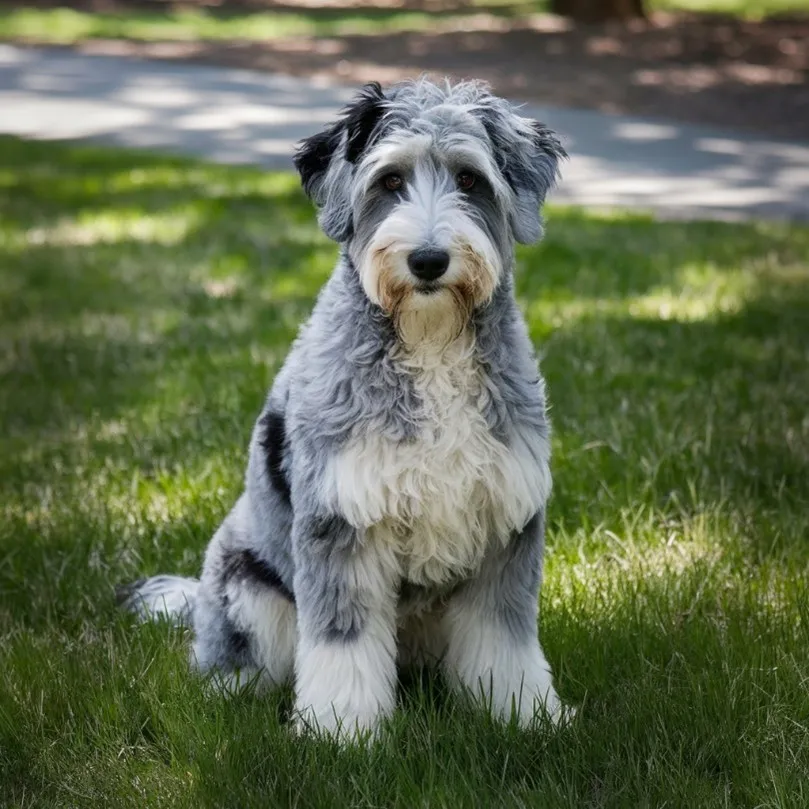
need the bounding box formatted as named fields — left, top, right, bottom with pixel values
left=192, top=580, right=296, bottom=695
left=190, top=493, right=297, bottom=693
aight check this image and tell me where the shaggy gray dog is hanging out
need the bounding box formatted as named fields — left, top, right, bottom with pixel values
left=122, top=77, right=570, bottom=740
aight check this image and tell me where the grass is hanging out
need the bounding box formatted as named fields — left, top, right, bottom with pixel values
left=0, top=134, right=808, bottom=808
left=654, top=0, right=808, bottom=13
left=0, top=5, right=496, bottom=44
left=0, top=0, right=806, bottom=47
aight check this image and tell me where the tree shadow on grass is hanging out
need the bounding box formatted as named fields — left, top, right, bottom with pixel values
left=0, top=136, right=318, bottom=233
left=2, top=147, right=807, bottom=573
left=0, top=139, right=334, bottom=477
left=3, top=143, right=803, bottom=432
left=2, top=137, right=807, bottom=595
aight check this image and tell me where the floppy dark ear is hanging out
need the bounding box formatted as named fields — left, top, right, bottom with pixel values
left=341, top=82, right=388, bottom=163
left=509, top=120, right=566, bottom=244
left=483, top=114, right=566, bottom=244
left=293, top=83, right=387, bottom=242
left=293, top=124, right=343, bottom=202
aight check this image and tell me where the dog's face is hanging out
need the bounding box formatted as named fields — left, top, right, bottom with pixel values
left=294, top=79, right=564, bottom=339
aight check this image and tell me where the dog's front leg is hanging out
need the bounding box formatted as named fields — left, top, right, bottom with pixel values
left=292, top=513, right=398, bottom=741
left=442, top=511, right=564, bottom=727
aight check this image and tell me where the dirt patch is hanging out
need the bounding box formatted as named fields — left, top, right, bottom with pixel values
left=10, top=6, right=809, bottom=140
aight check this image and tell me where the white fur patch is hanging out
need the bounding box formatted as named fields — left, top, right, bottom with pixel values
left=223, top=580, right=297, bottom=687
left=443, top=602, right=562, bottom=725
left=123, top=575, right=199, bottom=623
left=294, top=613, right=397, bottom=740
left=293, top=534, right=399, bottom=740
left=326, top=328, right=551, bottom=587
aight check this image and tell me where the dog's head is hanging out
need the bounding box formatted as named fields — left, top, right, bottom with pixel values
left=294, top=78, right=565, bottom=341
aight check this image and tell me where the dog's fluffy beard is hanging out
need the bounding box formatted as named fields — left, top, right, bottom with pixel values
left=356, top=195, right=501, bottom=347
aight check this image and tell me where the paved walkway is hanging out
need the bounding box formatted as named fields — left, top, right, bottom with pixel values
left=2, top=44, right=809, bottom=221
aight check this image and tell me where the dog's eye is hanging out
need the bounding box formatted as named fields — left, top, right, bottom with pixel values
left=382, top=174, right=404, bottom=192
left=456, top=172, right=477, bottom=191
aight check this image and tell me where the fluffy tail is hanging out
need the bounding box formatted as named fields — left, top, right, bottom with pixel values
left=117, top=575, right=199, bottom=624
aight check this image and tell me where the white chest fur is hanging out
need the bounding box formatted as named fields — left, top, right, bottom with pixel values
left=326, top=331, right=551, bottom=586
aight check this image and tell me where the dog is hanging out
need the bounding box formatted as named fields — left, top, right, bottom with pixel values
left=120, top=77, right=570, bottom=741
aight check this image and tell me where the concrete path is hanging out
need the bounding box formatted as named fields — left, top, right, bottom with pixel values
left=2, top=43, right=808, bottom=222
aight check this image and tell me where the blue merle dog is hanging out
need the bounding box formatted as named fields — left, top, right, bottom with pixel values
left=121, top=77, right=571, bottom=741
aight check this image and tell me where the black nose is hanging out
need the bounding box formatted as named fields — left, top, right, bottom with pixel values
left=407, top=248, right=450, bottom=282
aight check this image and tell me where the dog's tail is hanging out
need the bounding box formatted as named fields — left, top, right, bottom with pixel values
left=116, top=575, right=199, bottom=624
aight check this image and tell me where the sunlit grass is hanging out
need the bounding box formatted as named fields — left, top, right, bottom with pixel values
left=1, top=136, right=808, bottom=807
left=653, top=0, right=808, bottom=16
left=0, top=0, right=806, bottom=46
left=0, top=5, right=522, bottom=44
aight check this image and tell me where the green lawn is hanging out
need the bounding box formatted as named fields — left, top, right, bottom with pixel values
left=0, top=0, right=806, bottom=46
left=1, top=136, right=808, bottom=808
left=0, top=5, right=492, bottom=44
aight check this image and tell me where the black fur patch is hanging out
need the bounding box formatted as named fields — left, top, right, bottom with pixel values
left=293, top=82, right=387, bottom=195
left=343, top=82, right=387, bottom=164
left=293, top=125, right=342, bottom=199
left=227, top=628, right=251, bottom=657
left=309, top=514, right=344, bottom=541
left=223, top=548, right=295, bottom=604
left=258, top=410, right=291, bottom=506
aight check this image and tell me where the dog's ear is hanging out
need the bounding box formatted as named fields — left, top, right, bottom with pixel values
left=294, top=83, right=387, bottom=242
left=511, top=120, right=566, bottom=244
left=482, top=113, right=566, bottom=244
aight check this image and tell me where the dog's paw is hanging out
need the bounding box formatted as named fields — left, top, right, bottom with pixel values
left=555, top=702, right=578, bottom=728
left=516, top=689, right=578, bottom=730
left=494, top=682, right=577, bottom=730
left=290, top=704, right=382, bottom=745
